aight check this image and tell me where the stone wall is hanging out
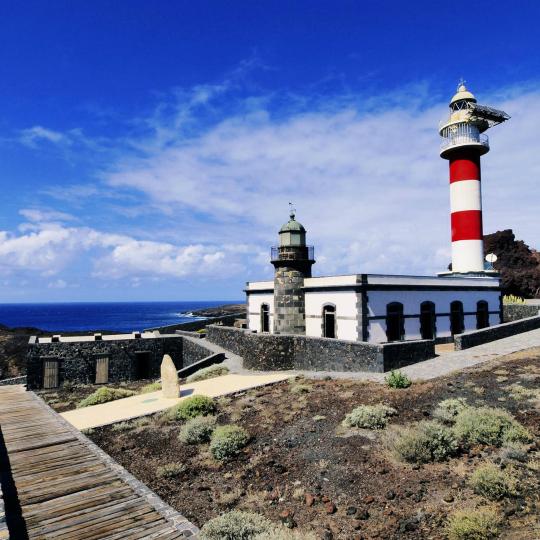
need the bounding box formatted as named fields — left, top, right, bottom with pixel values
left=206, top=325, right=434, bottom=373
left=145, top=313, right=243, bottom=333
left=26, top=335, right=184, bottom=389
left=503, top=304, right=540, bottom=322
left=454, top=315, right=540, bottom=350
left=181, top=338, right=216, bottom=368
left=0, top=375, right=27, bottom=386
left=273, top=266, right=306, bottom=335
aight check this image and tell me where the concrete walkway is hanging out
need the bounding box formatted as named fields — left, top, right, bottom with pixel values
left=61, top=373, right=291, bottom=430
left=298, top=328, right=540, bottom=382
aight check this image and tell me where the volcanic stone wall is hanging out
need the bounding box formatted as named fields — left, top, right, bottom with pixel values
left=181, top=338, right=216, bottom=368
left=503, top=304, right=540, bottom=322
left=206, top=325, right=434, bottom=373
left=454, top=315, right=540, bottom=350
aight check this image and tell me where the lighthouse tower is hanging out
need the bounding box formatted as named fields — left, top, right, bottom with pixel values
left=271, top=210, right=315, bottom=334
left=439, top=82, right=509, bottom=274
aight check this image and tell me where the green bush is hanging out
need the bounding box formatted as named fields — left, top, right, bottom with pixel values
left=141, top=381, right=161, bottom=393
left=178, top=415, right=216, bottom=444
left=503, top=294, right=525, bottom=304
left=199, top=510, right=273, bottom=539
left=388, top=420, right=458, bottom=463
left=77, top=387, right=136, bottom=408
left=156, top=462, right=187, bottom=478
left=163, top=395, right=216, bottom=422
left=186, top=364, right=229, bottom=383
left=209, top=425, right=249, bottom=460
left=385, top=370, right=412, bottom=389
left=453, top=407, right=531, bottom=447
left=469, top=463, right=515, bottom=500
left=433, top=398, right=469, bottom=423
left=446, top=507, right=501, bottom=540
left=342, top=403, right=397, bottom=429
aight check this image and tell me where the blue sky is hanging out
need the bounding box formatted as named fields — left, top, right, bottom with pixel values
left=1, top=1, right=539, bottom=302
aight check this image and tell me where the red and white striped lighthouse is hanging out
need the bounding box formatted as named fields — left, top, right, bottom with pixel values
left=439, top=83, right=509, bottom=274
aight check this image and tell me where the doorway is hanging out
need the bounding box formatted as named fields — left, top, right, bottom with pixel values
left=450, top=301, right=465, bottom=335
left=420, top=301, right=436, bottom=340
left=322, top=305, right=336, bottom=338
left=135, top=351, right=152, bottom=379
left=42, top=359, right=59, bottom=389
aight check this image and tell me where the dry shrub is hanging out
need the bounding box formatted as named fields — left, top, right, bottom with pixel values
left=433, top=398, right=469, bottom=423
left=446, top=507, right=501, bottom=540
left=468, top=463, right=516, bottom=500
left=162, top=394, right=216, bottom=422
left=187, top=364, right=230, bottom=382
left=178, top=415, right=216, bottom=444
left=77, top=387, right=136, bottom=408
left=156, top=462, right=187, bottom=478
left=453, top=407, right=531, bottom=447
left=386, top=420, right=458, bottom=463
left=342, top=403, right=397, bottom=429
left=209, top=425, right=250, bottom=460
left=141, top=381, right=161, bottom=393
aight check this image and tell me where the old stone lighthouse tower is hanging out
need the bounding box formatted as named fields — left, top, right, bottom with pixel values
left=271, top=211, right=315, bottom=334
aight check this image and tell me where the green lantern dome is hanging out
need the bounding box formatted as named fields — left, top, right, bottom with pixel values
left=279, top=211, right=306, bottom=247
left=279, top=212, right=306, bottom=233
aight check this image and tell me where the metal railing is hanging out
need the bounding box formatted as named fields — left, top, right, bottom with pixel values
left=271, top=245, right=314, bottom=261
left=440, top=123, right=489, bottom=152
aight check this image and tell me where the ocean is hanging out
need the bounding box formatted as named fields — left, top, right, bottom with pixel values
left=0, top=301, right=241, bottom=333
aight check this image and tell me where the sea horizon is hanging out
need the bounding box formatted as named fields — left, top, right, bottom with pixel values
left=0, top=300, right=244, bottom=333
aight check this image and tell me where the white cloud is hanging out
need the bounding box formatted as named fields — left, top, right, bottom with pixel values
left=19, top=208, right=76, bottom=223
left=19, top=126, right=67, bottom=147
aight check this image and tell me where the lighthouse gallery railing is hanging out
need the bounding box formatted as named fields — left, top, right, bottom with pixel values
left=440, top=123, right=489, bottom=152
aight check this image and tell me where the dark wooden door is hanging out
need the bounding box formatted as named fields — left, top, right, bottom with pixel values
left=43, top=360, right=59, bottom=389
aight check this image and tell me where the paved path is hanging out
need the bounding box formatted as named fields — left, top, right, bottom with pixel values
left=61, top=373, right=290, bottom=430
left=0, top=385, right=197, bottom=539
left=297, top=328, right=540, bottom=382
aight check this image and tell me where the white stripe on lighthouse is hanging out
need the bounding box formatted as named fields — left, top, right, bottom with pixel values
left=450, top=179, right=482, bottom=213
left=451, top=239, right=485, bottom=273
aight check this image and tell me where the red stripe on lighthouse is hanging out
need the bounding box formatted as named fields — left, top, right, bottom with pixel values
left=451, top=210, right=483, bottom=241
left=449, top=155, right=481, bottom=183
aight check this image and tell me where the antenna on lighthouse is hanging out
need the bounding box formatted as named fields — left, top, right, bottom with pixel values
left=288, top=202, right=296, bottom=219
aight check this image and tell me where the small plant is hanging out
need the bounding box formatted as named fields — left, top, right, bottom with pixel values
left=156, top=462, right=187, bottom=478
left=387, top=420, right=458, bottom=463
left=505, top=383, right=539, bottom=401
left=111, top=421, right=133, bottom=432
left=433, top=398, right=469, bottom=423
left=186, top=364, right=230, bottom=383
left=290, top=384, right=311, bottom=395
left=469, top=463, right=516, bottom=500
left=503, top=294, right=525, bottom=304
left=446, top=507, right=501, bottom=540
left=141, top=381, right=161, bottom=393
left=162, top=394, right=216, bottom=422
left=385, top=370, right=412, bottom=389
left=453, top=406, right=531, bottom=447
left=209, top=424, right=249, bottom=460
left=77, top=387, right=136, bottom=408
left=178, top=415, right=216, bottom=444
left=342, top=403, right=397, bottom=429
left=199, top=510, right=273, bottom=539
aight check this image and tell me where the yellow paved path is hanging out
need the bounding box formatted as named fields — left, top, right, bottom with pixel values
left=61, top=373, right=291, bottom=430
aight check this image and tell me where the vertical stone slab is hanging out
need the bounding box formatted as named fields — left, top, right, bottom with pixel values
left=273, top=266, right=306, bottom=335
left=161, top=354, right=180, bottom=398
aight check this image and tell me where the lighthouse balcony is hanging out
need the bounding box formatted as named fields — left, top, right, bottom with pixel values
left=440, top=124, right=489, bottom=157
left=271, top=245, right=315, bottom=263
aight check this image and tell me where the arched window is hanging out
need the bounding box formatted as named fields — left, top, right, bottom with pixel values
left=420, top=301, right=436, bottom=340
left=386, top=302, right=405, bottom=342
left=476, top=300, right=490, bottom=329
left=260, top=304, right=270, bottom=333
left=322, top=305, right=336, bottom=338
left=450, top=301, right=464, bottom=335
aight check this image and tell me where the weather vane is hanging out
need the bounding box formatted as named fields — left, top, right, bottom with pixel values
left=288, top=202, right=296, bottom=219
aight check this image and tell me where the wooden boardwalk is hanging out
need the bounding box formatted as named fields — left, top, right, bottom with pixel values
left=0, top=385, right=198, bottom=539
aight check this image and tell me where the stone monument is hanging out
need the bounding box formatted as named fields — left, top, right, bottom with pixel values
left=161, top=354, right=180, bottom=398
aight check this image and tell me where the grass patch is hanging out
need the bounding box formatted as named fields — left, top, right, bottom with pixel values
left=209, top=425, right=249, bottom=460
left=156, top=462, right=187, bottom=478
left=385, top=370, right=412, bottom=389
left=453, top=406, right=531, bottom=447
left=162, top=395, right=216, bottom=422
left=178, top=415, right=216, bottom=444
left=141, top=381, right=161, bottom=393
left=186, top=364, right=230, bottom=382
left=342, top=403, right=397, bottom=429
left=446, top=507, right=501, bottom=540
left=77, top=387, right=136, bottom=408
left=289, top=384, right=311, bottom=395
left=386, top=420, right=458, bottom=463
left=468, top=463, right=516, bottom=500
